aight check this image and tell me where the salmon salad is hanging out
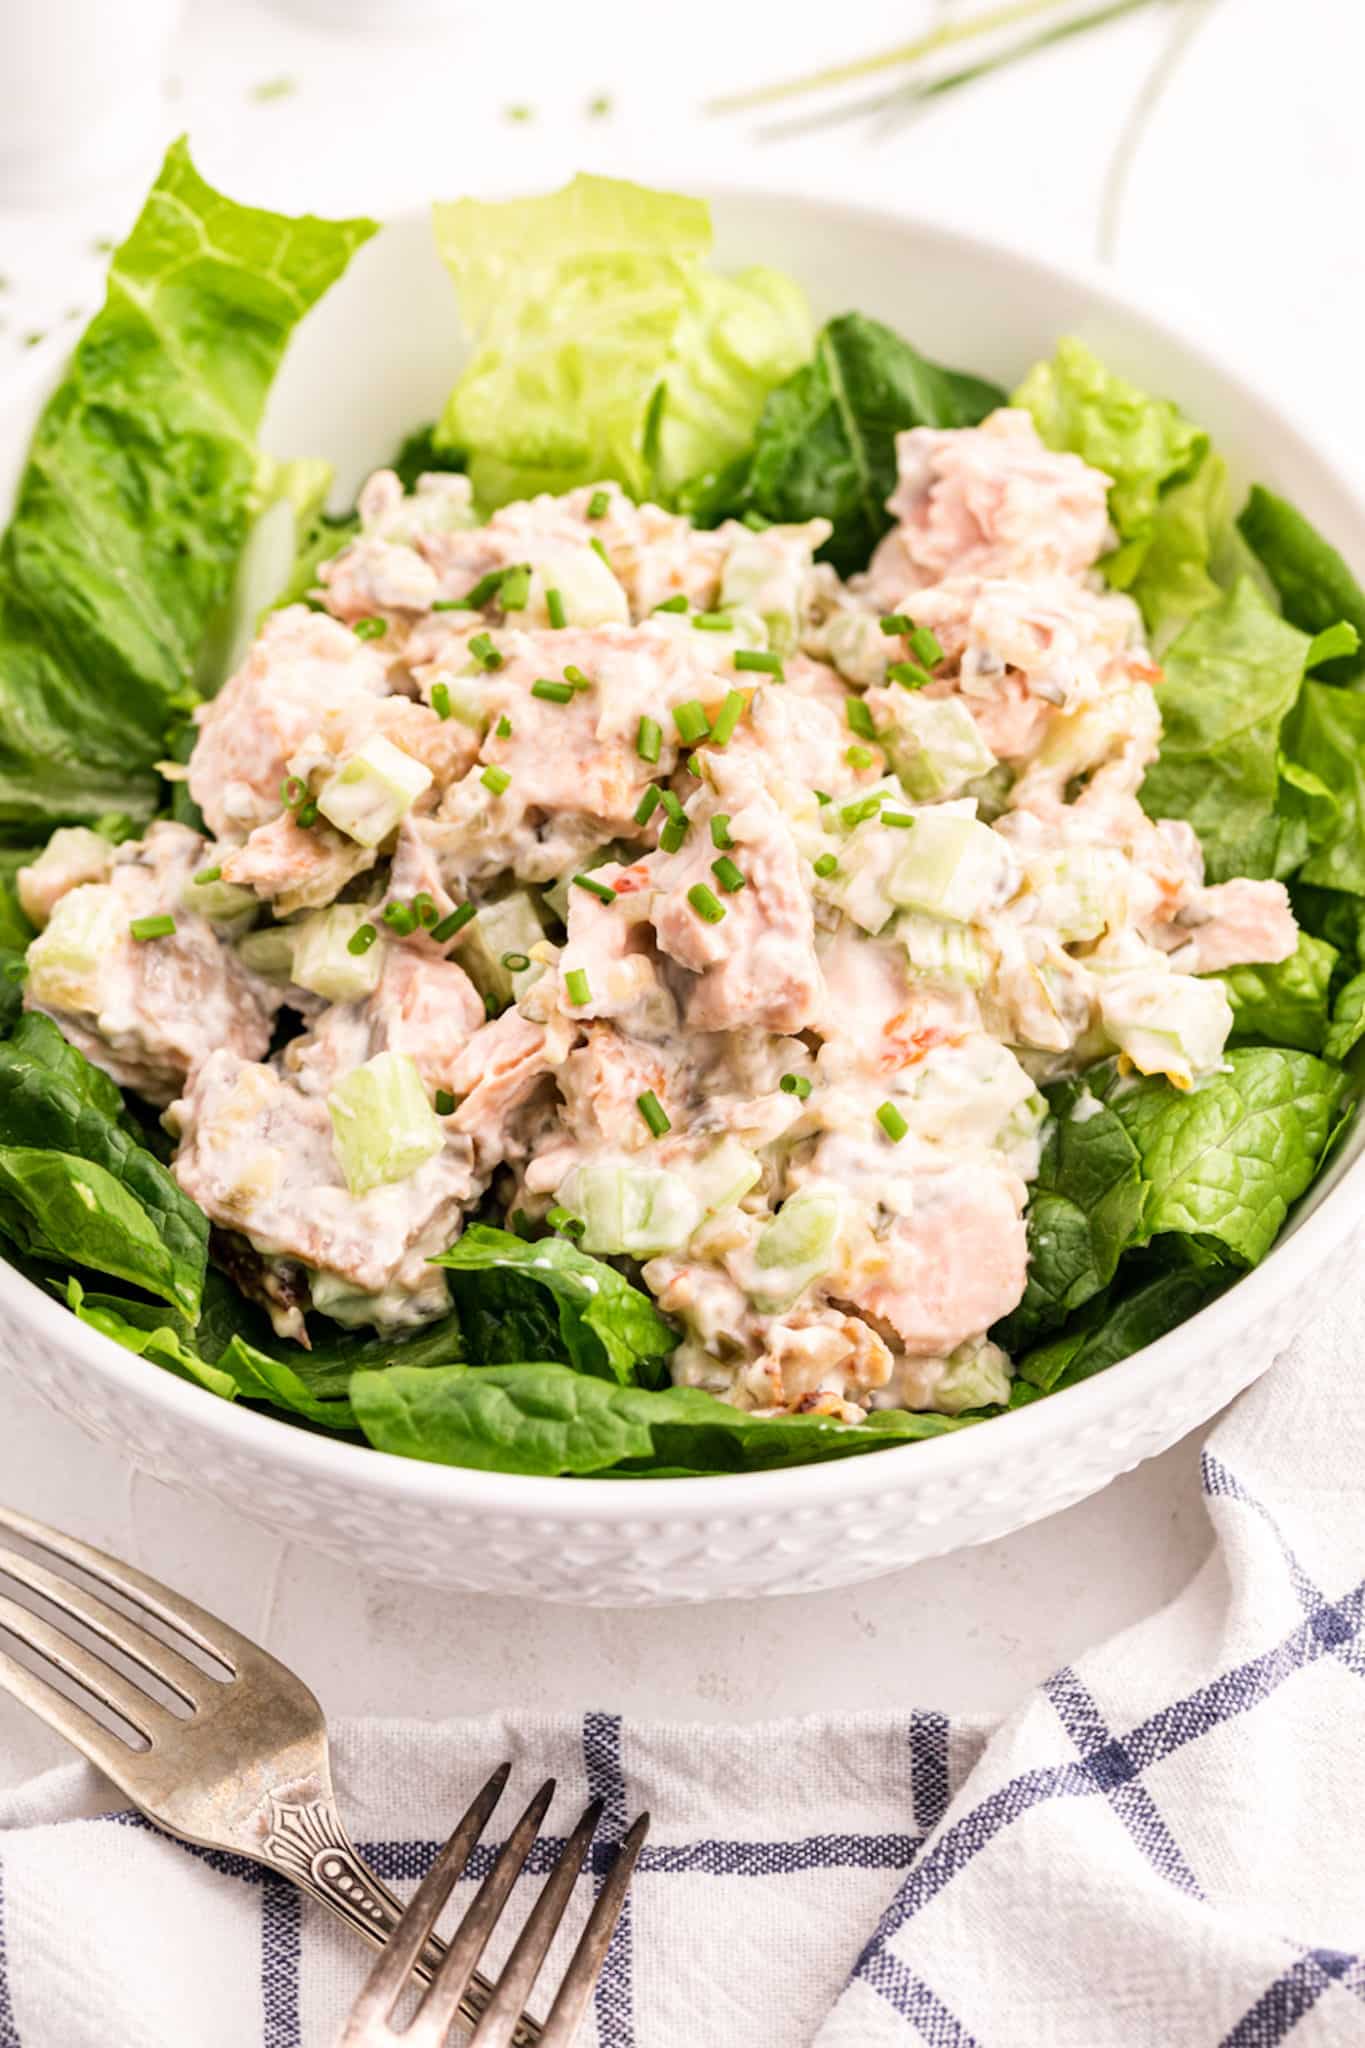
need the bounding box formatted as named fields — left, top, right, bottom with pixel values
left=0, top=158, right=1358, bottom=1475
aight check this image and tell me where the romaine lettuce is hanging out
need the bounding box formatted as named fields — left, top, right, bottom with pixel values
left=432, top=174, right=810, bottom=509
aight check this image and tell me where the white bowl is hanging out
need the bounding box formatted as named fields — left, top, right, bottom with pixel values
left=3, top=189, right=1362, bottom=1606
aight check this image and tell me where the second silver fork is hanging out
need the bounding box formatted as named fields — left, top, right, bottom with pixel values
left=0, top=1505, right=540, bottom=2043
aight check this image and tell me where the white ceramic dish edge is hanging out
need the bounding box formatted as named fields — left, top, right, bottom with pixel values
left=2, top=183, right=1361, bottom=1605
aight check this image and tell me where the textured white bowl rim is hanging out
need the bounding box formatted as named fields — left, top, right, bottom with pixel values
left=2, top=179, right=1361, bottom=1523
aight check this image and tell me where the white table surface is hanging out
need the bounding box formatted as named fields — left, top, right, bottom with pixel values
left=0, top=0, right=1356, bottom=1794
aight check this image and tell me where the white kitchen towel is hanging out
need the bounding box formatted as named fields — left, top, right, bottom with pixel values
left=2, top=1290, right=1364, bottom=2048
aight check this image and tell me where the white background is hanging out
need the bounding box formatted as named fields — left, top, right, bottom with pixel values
left=0, top=0, right=1358, bottom=1790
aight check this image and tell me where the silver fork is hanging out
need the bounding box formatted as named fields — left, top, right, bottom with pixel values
left=0, top=1505, right=544, bottom=2043
left=342, top=1764, right=648, bottom=2046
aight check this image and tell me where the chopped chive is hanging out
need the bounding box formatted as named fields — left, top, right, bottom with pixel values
left=193, top=865, right=221, bottom=885
left=733, top=649, right=783, bottom=679
left=710, top=814, right=732, bottom=849
left=688, top=883, right=726, bottom=924
left=484, top=991, right=504, bottom=1018
left=411, top=892, right=439, bottom=927
left=564, top=664, right=592, bottom=690
left=673, top=699, right=711, bottom=744
left=129, top=914, right=175, bottom=941
left=547, top=1203, right=585, bottom=1236
left=545, top=587, right=567, bottom=629
left=431, top=599, right=467, bottom=613
left=659, top=788, right=686, bottom=823
left=435, top=1088, right=456, bottom=1116
left=888, top=660, right=933, bottom=691
left=532, top=677, right=575, bottom=703
left=636, top=1089, right=670, bottom=1138
left=692, top=610, right=732, bottom=631
left=352, top=615, right=387, bottom=640
left=909, top=625, right=945, bottom=667
left=481, top=765, right=511, bottom=796
left=469, top=632, right=503, bottom=671
left=845, top=745, right=875, bottom=770
left=634, top=784, right=663, bottom=825
left=637, top=715, right=662, bottom=764
left=461, top=568, right=506, bottom=609
left=841, top=794, right=883, bottom=828
left=659, top=817, right=688, bottom=854
left=711, top=855, right=746, bottom=893
left=573, top=874, right=617, bottom=904
left=498, top=563, right=531, bottom=611
left=589, top=537, right=610, bottom=565
left=432, top=902, right=477, bottom=942
left=296, top=800, right=319, bottom=829
left=708, top=690, right=746, bottom=746
left=880, top=613, right=914, bottom=637
left=876, top=1101, right=909, bottom=1144
left=495, top=714, right=513, bottom=739
left=347, top=922, right=378, bottom=955
left=741, top=509, right=771, bottom=531
left=280, top=775, right=306, bottom=808
left=882, top=810, right=917, bottom=828
left=814, top=790, right=831, bottom=805
left=430, top=681, right=452, bottom=719
left=779, top=1073, right=812, bottom=1099
left=813, top=853, right=839, bottom=878
left=383, top=902, right=418, bottom=936
left=587, top=488, right=610, bottom=519
left=653, top=593, right=689, bottom=614
left=565, top=967, right=591, bottom=1006
left=684, top=754, right=704, bottom=777
left=846, top=697, right=877, bottom=741
left=501, top=950, right=531, bottom=972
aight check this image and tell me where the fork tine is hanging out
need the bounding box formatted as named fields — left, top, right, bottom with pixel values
left=339, top=1762, right=511, bottom=2043
left=0, top=1541, right=207, bottom=1710
left=0, top=1642, right=143, bottom=1769
left=402, top=1778, right=558, bottom=2047
left=459, top=1797, right=606, bottom=2048
left=537, top=1813, right=650, bottom=2048
left=0, top=1506, right=257, bottom=1674
left=0, top=1587, right=168, bottom=1741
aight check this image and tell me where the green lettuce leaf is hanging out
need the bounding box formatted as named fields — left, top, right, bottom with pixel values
left=432, top=174, right=810, bottom=508
left=0, top=1015, right=206, bottom=1313
left=1138, top=578, right=1312, bottom=881
left=1210, top=930, right=1338, bottom=1054
left=1280, top=680, right=1365, bottom=895
left=1112, top=1047, right=1347, bottom=1269
left=685, top=312, right=1004, bottom=575
left=1324, top=971, right=1365, bottom=1063
left=993, top=1078, right=1146, bottom=1349
left=1014, top=1264, right=1224, bottom=1398
left=350, top=1360, right=970, bottom=1476
left=433, top=1224, right=677, bottom=1387
left=0, top=139, right=375, bottom=836
left=1237, top=486, right=1365, bottom=684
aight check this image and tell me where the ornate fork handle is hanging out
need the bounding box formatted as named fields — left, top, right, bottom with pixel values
left=261, top=1795, right=542, bottom=2045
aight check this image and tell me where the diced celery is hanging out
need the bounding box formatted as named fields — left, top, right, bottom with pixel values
left=529, top=547, right=628, bottom=628
left=751, top=1185, right=847, bottom=1312
left=935, top=1338, right=1012, bottom=1415
left=328, top=1051, right=444, bottom=1196
left=457, top=891, right=548, bottom=1006
left=998, top=1087, right=1049, bottom=1176
left=1099, top=972, right=1232, bottom=1090
left=1031, top=686, right=1156, bottom=781
left=181, top=869, right=258, bottom=932
left=889, top=813, right=1017, bottom=923
left=428, top=670, right=491, bottom=731
left=236, top=926, right=297, bottom=982
left=25, top=885, right=122, bottom=1010
left=1021, top=847, right=1125, bottom=945
left=899, top=912, right=991, bottom=989
left=825, top=610, right=888, bottom=689
left=17, top=828, right=115, bottom=929
left=884, top=697, right=995, bottom=802
left=291, top=905, right=385, bottom=1003
left=317, top=736, right=433, bottom=847
left=558, top=1162, right=702, bottom=1256
left=720, top=525, right=826, bottom=654
left=685, top=1137, right=762, bottom=1216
